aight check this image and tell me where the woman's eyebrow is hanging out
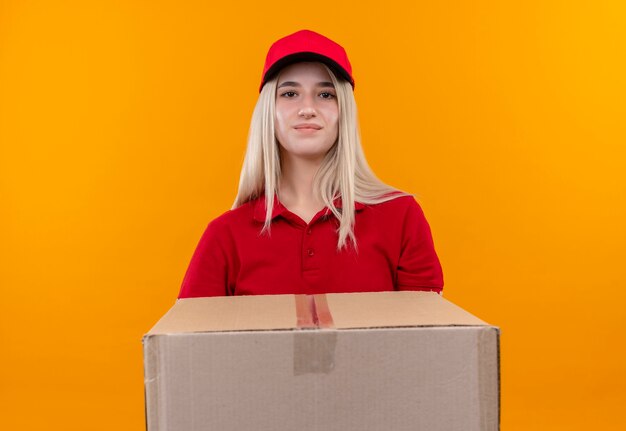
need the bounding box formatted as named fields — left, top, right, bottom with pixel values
left=277, top=81, right=335, bottom=89
left=277, top=81, right=300, bottom=88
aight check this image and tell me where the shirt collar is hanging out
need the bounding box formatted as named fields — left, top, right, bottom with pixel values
left=252, top=195, right=365, bottom=223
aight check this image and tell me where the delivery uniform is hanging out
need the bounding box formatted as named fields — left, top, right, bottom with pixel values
left=178, top=195, right=443, bottom=298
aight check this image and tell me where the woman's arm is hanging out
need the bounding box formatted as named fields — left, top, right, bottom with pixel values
left=396, top=198, right=444, bottom=294
left=178, top=220, right=230, bottom=298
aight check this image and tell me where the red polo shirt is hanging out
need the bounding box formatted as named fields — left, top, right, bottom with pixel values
left=178, top=195, right=443, bottom=298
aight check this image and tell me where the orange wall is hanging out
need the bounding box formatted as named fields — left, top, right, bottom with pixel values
left=1, top=1, right=625, bottom=429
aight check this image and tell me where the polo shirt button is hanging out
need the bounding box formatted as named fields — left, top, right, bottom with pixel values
left=307, top=228, right=312, bottom=235
left=307, top=248, right=314, bottom=257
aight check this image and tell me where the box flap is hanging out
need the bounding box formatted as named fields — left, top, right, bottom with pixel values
left=325, top=291, right=489, bottom=328
left=146, top=291, right=491, bottom=335
left=147, top=294, right=298, bottom=334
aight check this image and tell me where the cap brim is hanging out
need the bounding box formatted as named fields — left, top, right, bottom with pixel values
left=262, top=52, right=354, bottom=90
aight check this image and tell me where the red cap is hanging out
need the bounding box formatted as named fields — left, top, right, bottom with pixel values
left=260, top=29, right=354, bottom=92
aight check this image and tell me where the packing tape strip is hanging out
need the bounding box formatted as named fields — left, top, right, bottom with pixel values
left=293, top=294, right=337, bottom=375
left=295, top=294, right=316, bottom=328
left=313, top=294, right=335, bottom=329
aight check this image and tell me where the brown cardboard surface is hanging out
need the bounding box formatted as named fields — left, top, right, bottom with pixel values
left=326, top=291, right=488, bottom=328
left=148, top=291, right=488, bottom=335
left=144, top=327, right=499, bottom=431
left=478, top=326, right=501, bottom=429
left=147, top=294, right=298, bottom=334
left=143, top=292, right=500, bottom=431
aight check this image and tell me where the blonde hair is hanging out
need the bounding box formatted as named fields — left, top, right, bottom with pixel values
left=233, top=63, right=406, bottom=249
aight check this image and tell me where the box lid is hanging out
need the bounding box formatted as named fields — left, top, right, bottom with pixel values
left=146, top=291, right=490, bottom=335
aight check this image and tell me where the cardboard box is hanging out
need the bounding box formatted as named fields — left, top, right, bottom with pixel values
left=143, top=291, right=500, bottom=430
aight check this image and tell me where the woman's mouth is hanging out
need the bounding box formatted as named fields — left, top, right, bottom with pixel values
left=294, top=123, right=322, bottom=130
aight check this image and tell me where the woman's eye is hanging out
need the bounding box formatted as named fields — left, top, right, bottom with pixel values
left=281, top=91, right=297, bottom=98
left=319, top=92, right=335, bottom=99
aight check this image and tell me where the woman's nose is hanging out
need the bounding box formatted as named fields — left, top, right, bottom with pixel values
left=297, top=92, right=318, bottom=118
left=298, top=106, right=316, bottom=118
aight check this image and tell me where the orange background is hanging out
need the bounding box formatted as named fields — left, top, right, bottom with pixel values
left=1, top=1, right=625, bottom=429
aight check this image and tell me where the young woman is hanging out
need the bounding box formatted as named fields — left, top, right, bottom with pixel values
left=178, top=29, right=443, bottom=298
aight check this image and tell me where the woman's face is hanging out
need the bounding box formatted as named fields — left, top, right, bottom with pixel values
left=274, top=62, right=339, bottom=162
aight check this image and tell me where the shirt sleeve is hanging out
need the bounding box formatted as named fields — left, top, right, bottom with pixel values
left=396, top=198, right=444, bottom=293
left=178, top=219, right=230, bottom=298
